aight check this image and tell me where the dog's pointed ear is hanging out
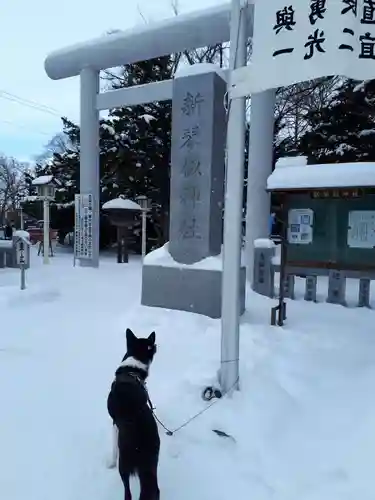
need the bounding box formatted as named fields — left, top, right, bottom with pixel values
left=148, top=331, right=156, bottom=344
left=126, top=328, right=136, bottom=346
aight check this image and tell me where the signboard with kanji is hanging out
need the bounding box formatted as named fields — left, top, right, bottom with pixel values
left=230, top=0, right=375, bottom=97
left=347, top=209, right=375, bottom=248
left=288, top=208, right=314, bottom=244
left=16, top=239, right=28, bottom=266
left=74, top=194, right=93, bottom=260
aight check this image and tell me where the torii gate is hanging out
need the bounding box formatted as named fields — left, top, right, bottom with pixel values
left=44, top=0, right=276, bottom=393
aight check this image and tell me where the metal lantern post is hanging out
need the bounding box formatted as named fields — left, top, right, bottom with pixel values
left=31, top=176, right=56, bottom=265
left=135, top=195, right=149, bottom=260
left=43, top=197, right=50, bottom=264
left=20, top=203, right=24, bottom=230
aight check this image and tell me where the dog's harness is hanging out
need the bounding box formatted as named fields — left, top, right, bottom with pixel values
left=115, top=371, right=154, bottom=410
left=115, top=371, right=173, bottom=435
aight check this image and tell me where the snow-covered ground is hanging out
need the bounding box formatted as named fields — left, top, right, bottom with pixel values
left=0, top=248, right=374, bottom=500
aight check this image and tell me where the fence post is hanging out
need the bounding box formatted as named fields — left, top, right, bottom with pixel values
left=283, top=274, right=295, bottom=299
left=358, top=278, right=371, bottom=308
left=327, top=270, right=347, bottom=306
left=304, top=276, right=318, bottom=302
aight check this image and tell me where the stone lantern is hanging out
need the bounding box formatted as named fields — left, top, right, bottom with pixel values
left=102, top=196, right=142, bottom=263
left=31, top=175, right=57, bottom=200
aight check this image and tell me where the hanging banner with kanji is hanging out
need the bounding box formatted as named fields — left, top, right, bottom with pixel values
left=231, top=0, right=375, bottom=96
left=74, top=194, right=93, bottom=260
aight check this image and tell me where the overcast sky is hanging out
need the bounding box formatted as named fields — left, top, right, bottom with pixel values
left=0, top=0, right=222, bottom=162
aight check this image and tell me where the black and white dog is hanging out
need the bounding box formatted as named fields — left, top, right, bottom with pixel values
left=107, top=328, right=160, bottom=500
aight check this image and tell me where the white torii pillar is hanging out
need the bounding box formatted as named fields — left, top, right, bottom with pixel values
left=246, top=89, right=276, bottom=283
left=80, top=67, right=100, bottom=268
left=220, top=0, right=248, bottom=394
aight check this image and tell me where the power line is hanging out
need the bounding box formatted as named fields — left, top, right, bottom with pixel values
left=0, top=89, right=71, bottom=141
left=0, top=119, right=51, bottom=137
left=0, top=90, right=61, bottom=114
left=0, top=90, right=63, bottom=117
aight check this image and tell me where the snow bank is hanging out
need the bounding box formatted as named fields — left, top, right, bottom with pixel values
left=32, top=175, right=53, bottom=186
left=0, top=250, right=374, bottom=500
left=102, top=198, right=142, bottom=211
left=144, top=243, right=224, bottom=270
left=175, top=62, right=226, bottom=81
left=268, top=161, right=375, bottom=190
left=144, top=243, right=248, bottom=269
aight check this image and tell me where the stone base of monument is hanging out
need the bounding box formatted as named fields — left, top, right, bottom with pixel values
left=141, top=246, right=246, bottom=319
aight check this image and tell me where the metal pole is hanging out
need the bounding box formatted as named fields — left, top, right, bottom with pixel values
left=80, top=67, right=100, bottom=268
left=220, top=0, right=248, bottom=395
left=245, top=89, right=276, bottom=284
left=21, top=264, right=26, bottom=290
left=20, top=206, right=24, bottom=230
left=43, top=197, right=50, bottom=264
left=141, top=210, right=147, bottom=260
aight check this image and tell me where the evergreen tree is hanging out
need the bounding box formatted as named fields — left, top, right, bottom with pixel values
left=300, top=79, right=375, bottom=163
left=43, top=57, right=173, bottom=247
left=103, top=56, right=173, bottom=243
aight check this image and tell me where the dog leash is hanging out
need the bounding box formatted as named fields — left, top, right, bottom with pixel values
left=125, top=360, right=239, bottom=437
left=145, top=376, right=240, bottom=437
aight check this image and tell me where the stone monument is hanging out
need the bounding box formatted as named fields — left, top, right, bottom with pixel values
left=141, top=64, right=246, bottom=318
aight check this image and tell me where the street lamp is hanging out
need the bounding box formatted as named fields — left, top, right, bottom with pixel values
left=19, top=203, right=24, bottom=230
left=135, top=195, right=150, bottom=260
left=31, top=175, right=57, bottom=264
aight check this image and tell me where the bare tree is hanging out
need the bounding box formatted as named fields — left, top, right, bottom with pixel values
left=0, top=156, right=27, bottom=223
left=274, top=77, right=342, bottom=149
left=170, top=0, right=228, bottom=71
left=34, top=131, right=74, bottom=165
left=101, top=1, right=229, bottom=89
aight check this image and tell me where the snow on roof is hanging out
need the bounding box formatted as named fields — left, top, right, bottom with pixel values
left=175, top=62, right=226, bottom=80
left=44, top=3, right=254, bottom=80
left=275, top=156, right=308, bottom=168
left=102, top=198, right=142, bottom=211
left=32, top=175, right=53, bottom=186
left=13, top=230, right=30, bottom=240
left=267, top=162, right=375, bottom=191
